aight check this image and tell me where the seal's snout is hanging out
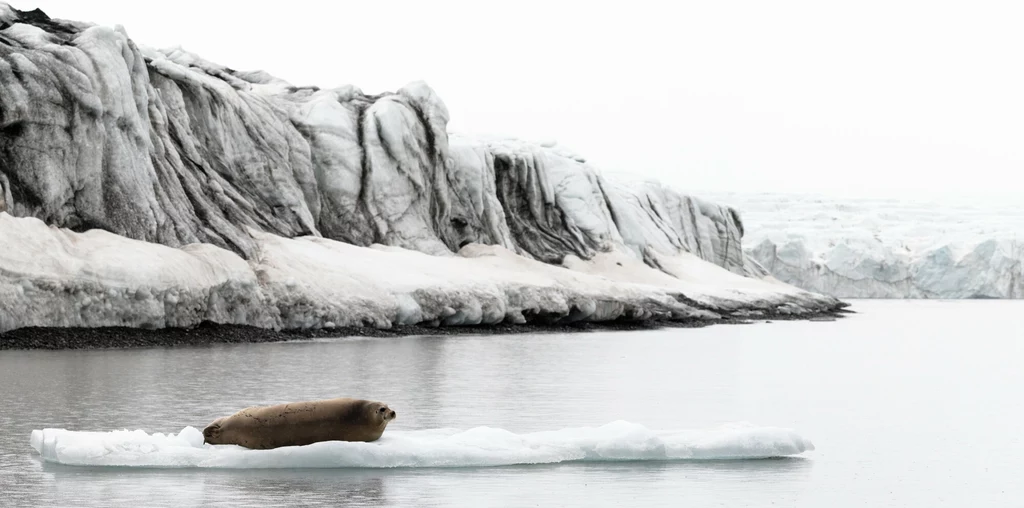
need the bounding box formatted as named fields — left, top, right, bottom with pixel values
left=377, top=406, right=396, bottom=421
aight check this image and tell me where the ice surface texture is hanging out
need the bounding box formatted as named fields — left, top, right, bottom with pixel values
left=30, top=421, right=814, bottom=468
left=0, top=5, right=843, bottom=333
left=708, top=193, right=1024, bottom=299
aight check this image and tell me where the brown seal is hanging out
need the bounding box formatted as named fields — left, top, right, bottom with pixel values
left=202, top=397, right=397, bottom=450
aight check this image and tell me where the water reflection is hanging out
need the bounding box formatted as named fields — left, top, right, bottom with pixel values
left=38, top=465, right=391, bottom=507
left=33, top=458, right=812, bottom=508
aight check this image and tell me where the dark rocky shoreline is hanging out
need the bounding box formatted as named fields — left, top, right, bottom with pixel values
left=0, top=309, right=852, bottom=351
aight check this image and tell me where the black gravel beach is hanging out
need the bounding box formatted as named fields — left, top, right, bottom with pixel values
left=0, top=308, right=850, bottom=351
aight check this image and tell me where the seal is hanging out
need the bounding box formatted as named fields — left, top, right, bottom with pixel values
left=202, top=397, right=397, bottom=450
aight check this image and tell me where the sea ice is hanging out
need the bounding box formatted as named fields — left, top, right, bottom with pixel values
left=30, top=420, right=814, bottom=469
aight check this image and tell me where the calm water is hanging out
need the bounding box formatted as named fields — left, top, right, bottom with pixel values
left=1, top=300, right=1021, bottom=507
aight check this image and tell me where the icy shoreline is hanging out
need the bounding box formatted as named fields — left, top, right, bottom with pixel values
left=0, top=308, right=848, bottom=351
left=0, top=212, right=846, bottom=339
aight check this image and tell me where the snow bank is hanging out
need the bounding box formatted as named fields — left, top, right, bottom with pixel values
left=0, top=214, right=275, bottom=332
left=0, top=213, right=843, bottom=333
left=29, top=421, right=814, bottom=468
left=705, top=192, right=1024, bottom=299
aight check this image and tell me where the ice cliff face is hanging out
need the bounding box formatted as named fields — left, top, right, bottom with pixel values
left=0, top=6, right=458, bottom=258
left=449, top=136, right=750, bottom=272
left=708, top=192, right=1024, bottom=299
left=0, top=5, right=844, bottom=333
left=0, top=5, right=747, bottom=271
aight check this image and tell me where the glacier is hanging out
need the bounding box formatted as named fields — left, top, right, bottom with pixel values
left=29, top=421, right=815, bottom=468
left=707, top=192, right=1024, bottom=299
left=0, top=4, right=845, bottom=335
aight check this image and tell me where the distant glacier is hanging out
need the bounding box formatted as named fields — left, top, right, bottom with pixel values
left=0, top=4, right=848, bottom=334
left=706, top=192, right=1023, bottom=299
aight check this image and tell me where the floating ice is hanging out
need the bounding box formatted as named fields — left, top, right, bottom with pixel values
left=29, top=421, right=814, bottom=469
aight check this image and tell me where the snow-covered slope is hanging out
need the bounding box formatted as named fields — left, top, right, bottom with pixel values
left=0, top=5, right=844, bottom=333
left=0, top=212, right=839, bottom=333
left=706, top=192, right=1024, bottom=299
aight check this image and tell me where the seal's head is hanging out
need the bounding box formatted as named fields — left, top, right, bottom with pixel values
left=369, top=402, right=397, bottom=427
left=202, top=418, right=224, bottom=444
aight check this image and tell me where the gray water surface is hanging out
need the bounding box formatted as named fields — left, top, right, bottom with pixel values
left=1, top=300, right=1021, bottom=507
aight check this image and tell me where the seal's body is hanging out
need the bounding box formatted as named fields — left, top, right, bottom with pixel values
left=202, top=397, right=396, bottom=450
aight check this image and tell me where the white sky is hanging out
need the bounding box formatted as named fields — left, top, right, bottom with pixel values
left=24, top=0, right=1024, bottom=199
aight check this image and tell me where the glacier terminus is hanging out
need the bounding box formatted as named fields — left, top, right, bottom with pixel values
left=0, top=4, right=846, bottom=335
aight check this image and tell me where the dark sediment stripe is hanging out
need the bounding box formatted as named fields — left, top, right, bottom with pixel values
left=0, top=308, right=852, bottom=351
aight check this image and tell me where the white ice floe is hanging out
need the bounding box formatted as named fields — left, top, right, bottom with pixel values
left=30, top=420, right=814, bottom=469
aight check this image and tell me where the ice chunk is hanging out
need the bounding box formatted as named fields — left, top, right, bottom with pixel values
left=29, top=421, right=813, bottom=469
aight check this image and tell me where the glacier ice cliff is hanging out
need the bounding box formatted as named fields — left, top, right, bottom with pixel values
left=707, top=192, right=1024, bottom=299
left=0, top=4, right=845, bottom=334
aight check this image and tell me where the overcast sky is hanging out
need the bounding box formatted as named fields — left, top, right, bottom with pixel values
left=27, top=0, right=1024, bottom=199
